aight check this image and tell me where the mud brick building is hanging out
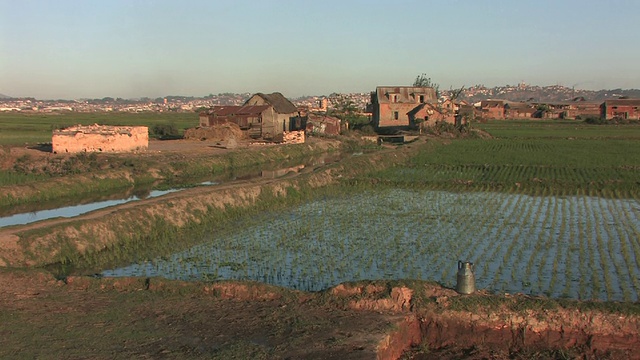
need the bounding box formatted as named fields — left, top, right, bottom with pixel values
left=52, top=124, right=148, bottom=154
left=370, top=86, right=438, bottom=131
left=199, top=105, right=271, bottom=138
left=243, top=92, right=303, bottom=138
left=600, top=99, right=640, bottom=120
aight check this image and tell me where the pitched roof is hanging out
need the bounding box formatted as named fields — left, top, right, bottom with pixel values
left=504, top=101, right=535, bottom=110
left=407, top=102, right=444, bottom=116
left=480, top=100, right=505, bottom=108
left=248, top=92, right=298, bottom=114
left=203, top=105, right=270, bottom=116
left=602, top=99, right=640, bottom=107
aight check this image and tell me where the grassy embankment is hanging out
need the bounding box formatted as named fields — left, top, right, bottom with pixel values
left=0, top=141, right=346, bottom=211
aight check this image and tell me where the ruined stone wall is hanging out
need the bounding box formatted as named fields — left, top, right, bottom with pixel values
left=52, top=124, right=148, bottom=154
left=282, top=130, right=305, bottom=144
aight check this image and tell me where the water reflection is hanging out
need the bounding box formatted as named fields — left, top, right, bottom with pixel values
left=0, top=189, right=181, bottom=228
left=101, top=189, right=640, bottom=301
left=261, top=164, right=305, bottom=178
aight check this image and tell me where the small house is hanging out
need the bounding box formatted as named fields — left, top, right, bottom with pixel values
left=480, top=100, right=506, bottom=119
left=407, top=103, right=456, bottom=128
left=243, top=92, right=303, bottom=138
left=199, top=92, right=303, bottom=140
left=306, top=114, right=341, bottom=136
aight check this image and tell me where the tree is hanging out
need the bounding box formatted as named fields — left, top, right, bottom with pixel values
left=329, top=96, right=360, bottom=130
left=449, top=85, right=465, bottom=103
left=413, top=73, right=440, bottom=97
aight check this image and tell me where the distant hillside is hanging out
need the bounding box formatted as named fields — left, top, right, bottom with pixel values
left=0, top=93, right=11, bottom=99
left=452, top=85, right=640, bottom=103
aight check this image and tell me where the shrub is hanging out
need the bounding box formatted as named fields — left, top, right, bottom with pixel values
left=151, top=124, right=180, bottom=139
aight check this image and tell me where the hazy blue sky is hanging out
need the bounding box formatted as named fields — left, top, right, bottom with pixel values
left=1, top=0, right=639, bottom=99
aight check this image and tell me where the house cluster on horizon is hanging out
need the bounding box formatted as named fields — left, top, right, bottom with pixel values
left=475, top=98, right=640, bottom=121
left=367, top=86, right=640, bottom=133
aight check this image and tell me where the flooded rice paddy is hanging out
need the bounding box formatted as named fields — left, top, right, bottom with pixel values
left=103, top=189, right=640, bottom=301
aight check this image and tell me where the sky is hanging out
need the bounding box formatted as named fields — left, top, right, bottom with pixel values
left=1, top=0, right=639, bottom=100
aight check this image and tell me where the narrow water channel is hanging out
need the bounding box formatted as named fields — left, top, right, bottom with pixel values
left=0, top=153, right=343, bottom=228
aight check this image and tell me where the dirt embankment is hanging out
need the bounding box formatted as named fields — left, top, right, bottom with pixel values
left=333, top=282, right=640, bottom=359
left=1, top=271, right=638, bottom=359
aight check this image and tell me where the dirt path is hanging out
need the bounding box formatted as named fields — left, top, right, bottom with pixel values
left=1, top=170, right=284, bottom=235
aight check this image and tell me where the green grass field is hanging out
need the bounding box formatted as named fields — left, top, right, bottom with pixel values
left=0, top=112, right=199, bottom=145
left=475, top=119, right=640, bottom=140
left=372, top=120, right=640, bottom=197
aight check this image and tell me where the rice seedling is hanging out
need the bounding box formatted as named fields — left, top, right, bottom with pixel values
left=88, top=187, right=640, bottom=302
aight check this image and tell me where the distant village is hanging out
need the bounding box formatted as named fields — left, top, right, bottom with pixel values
left=1, top=83, right=639, bottom=120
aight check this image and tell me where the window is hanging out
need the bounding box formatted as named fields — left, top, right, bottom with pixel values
left=419, top=95, right=424, bottom=103
left=393, top=111, right=399, bottom=120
